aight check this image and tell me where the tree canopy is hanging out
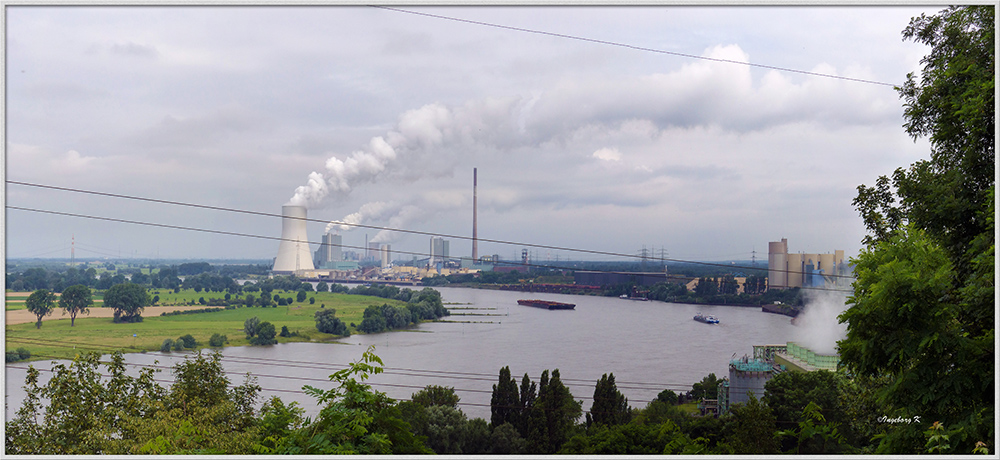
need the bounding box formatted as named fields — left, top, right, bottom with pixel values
left=104, top=282, right=150, bottom=323
left=843, top=5, right=994, bottom=454
left=59, top=284, right=93, bottom=327
left=25, top=289, right=56, bottom=329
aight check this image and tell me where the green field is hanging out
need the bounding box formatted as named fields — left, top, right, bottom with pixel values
left=5, top=289, right=409, bottom=361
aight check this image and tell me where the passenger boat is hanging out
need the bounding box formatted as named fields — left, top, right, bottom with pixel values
left=693, top=313, right=719, bottom=324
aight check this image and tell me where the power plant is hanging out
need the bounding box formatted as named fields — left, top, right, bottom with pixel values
left=273, top=205, right=315, bottom=274
left=767, top=238, right=847, bottom=289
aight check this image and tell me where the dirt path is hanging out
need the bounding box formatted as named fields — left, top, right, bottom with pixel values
left=6, top=305, right=214, bottom=325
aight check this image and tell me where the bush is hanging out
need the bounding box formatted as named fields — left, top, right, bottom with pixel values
left=6, top=348, right=31, bottom=362
left=172, top=340, right=184, bottom=351
left=279, top=325, right=290, bottom=337
left=309, top=297, right=315, bottom=304
left=251, top=321, right=277, bottom=345
left=315, top=308, right=350, bottom=336
left=161, top=339, right=175, bottom=352
left=178, top=334, right=197, bottom=348
left=209, top=333, right=228, bottom=347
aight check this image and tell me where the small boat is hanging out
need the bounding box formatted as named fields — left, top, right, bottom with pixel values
left=517, top=299, right=576, bottom=310
left=694, top=313, right=719, bottom=324
left=620, top=295, right=649, bottom=301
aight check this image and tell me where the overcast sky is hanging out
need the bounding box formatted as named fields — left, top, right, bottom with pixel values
left=5, top=5, right=940, bottom=264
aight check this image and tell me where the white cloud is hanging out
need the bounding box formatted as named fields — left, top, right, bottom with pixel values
left=592, top=147, right=622, bottom=162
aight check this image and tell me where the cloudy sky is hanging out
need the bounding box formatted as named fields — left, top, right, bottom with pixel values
left=5, top=5, right=939, bottom=264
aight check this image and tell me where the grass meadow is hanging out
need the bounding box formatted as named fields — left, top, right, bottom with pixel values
left=5, top=289, right=408, bottom=362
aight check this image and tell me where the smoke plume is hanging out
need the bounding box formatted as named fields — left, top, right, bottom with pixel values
left=793, top=289, right=849, bottom=355
left=287, top=98, right=529, bottom=209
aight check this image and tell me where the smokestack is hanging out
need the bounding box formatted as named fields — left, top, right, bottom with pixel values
left=273, top=205, right=315, bottom=274
left=473, top=167, right=478, bottom=261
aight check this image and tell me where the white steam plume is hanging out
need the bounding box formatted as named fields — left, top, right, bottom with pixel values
left=793, top=289, right=849, bottom=355
left=325, top=201, right=395, bottom=234
left=287, top=98, right=529, bottom=209
left=370, top=204, right=423, bottom=244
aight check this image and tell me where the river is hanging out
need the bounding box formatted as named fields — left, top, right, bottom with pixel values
left=5, top=287, right=796, bottom=421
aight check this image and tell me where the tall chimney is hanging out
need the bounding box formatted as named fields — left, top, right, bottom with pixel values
left=472, top=167, right=478, bottom=261
left=273, top=205, right=315, bottom=274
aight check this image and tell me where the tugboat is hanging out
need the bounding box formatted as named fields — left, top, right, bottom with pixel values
left=517, top=299, right=576, bottom=310
left=693, top=313, right=720, bottom=324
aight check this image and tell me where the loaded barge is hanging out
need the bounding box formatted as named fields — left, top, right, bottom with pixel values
left=517, top=299, right=576, bottom=310
left=693, top=313, right=720, bottom=324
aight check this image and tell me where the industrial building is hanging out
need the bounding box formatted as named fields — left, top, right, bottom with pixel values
left=272, top=205, right=315, bottom=274
left=767, top=238, right=847, bottom=289
left=574, top=271, right=669, bottom=287
left=711, top=342, right=840, bottom=416
left=429, top=237, right=450, bottom=266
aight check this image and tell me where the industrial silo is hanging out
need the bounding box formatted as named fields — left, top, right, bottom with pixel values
left=727, top=355, right=776, bottom=407
left=273, top=205, right=315, bottom=274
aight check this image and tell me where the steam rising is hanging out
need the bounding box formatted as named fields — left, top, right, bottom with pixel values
left=793, top=290, right=849, bottom=355
left=286, top=99, right=528, bottom=209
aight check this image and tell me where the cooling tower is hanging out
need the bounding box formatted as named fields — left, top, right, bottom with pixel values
left=273, top=205, right=315, bottom=274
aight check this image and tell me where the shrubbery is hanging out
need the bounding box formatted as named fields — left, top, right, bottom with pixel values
left=314, top=308, right=350, bottom=336
left=209, top=333, right=228, bottom=347
left=5, top=347, right=31, bottom=363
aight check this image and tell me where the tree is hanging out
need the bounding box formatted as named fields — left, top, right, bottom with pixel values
left=316, top=281, right=329, bottom=293
left=491, top=366, right=520, bottom=428
left=726, top=393, right=779, bottom=454
left=314, top=308, right=349, bottom=336
left=411, top=385, right=460, bottom=409
left=277, top=345, right=430, bottom=454
left=691, top=373, right=719, bottom=400
left=25, top=289, right=56, bottom=329
left=244, top=317, right=261, bottom=339
left=524, top=369, right=582, bottom=453
left=58, top=284, right=93, bottom=326
left=251, top=322, right=277, bottom=345
left=296, top=290, right=307, bottom=303
left=104, top=282, right=149, bottom=323
left=844, top=8, right=994, bottom=454
left=588, top=373, right=630, bottom=427
left=656, top=389, right=678, bottom=406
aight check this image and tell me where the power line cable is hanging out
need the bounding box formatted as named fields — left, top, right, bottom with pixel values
left=371, top=6, right=897, bottom=88
left=6, top=335, right=696, bottom=391
left=5, top=180, right=858, bottom=289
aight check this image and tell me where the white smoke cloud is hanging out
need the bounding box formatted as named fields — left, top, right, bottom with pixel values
left=325, top=201, right=395, bottom=234
left=793, top=289, right=850, bottom=356
left=371, top=204, right=423, bottom=244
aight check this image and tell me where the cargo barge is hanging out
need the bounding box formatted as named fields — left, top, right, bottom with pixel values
left=517, top=299, right=576, bottom=310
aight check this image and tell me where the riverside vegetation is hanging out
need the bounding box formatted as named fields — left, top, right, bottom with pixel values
left=6, top=277, right=448, bottom=362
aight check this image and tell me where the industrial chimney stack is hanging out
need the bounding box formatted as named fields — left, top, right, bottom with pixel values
left=472, top=167, right=478, bottom=261
left=273, top=205, right=315, bottom=274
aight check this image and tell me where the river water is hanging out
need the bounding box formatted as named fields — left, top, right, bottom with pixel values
left=5, top=287, right=795, bottom=421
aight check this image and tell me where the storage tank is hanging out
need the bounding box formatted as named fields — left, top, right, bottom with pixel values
left=728, top=355, right=776, bottom=406
left=273, top=205, right=315, bottom=274
left=768, top=239, right=788, bottom=289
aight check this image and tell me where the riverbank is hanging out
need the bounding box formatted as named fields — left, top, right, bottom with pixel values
left=4, top=289, right=414, bottom=362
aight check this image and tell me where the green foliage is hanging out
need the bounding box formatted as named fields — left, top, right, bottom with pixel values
left=845, top=9, right=993, bottom=452
left=411, top=385, right=460, bottom=409
left=775, top=401, right=850, bottom=454
left=104, top=282, right=150, bottom=323
left=690, top=373, right=719, bottom=400
left=208, top=333, right=228, bottom=347
left=6, top=347, right=32, bottom=363
left=763, top=370, right=848, bottom=443
left=276, top=345, right=429, bottom=454
left=656, top=389, right=678, bottom=406
left=314, top=308, right=349, bottom=336
left=58, top=284, right=93, bottom=326
left=243, top=316, right=260, bottom=339
left=588, top=373, right=630, bottom=427
left=296, top=289, right=307, bottom=303
left=491, top=366, right=520, bottom=428
left=251, top=322, right=277, bottom=345
left=523, top=369, right=582, bottom=454
left=725, top=393, right=779, bottom=454
left=178, top=334, right=197, bottom=348
left=161, top=339, right=175, bottom=352
left=25, top=289, right=56, bottom=329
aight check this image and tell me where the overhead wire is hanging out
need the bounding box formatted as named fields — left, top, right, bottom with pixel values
left=371, top=6, right=897, bottom=88
left=5, top=335, right=697, bottom=392
left=5, top=180, right=858, bottom=291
